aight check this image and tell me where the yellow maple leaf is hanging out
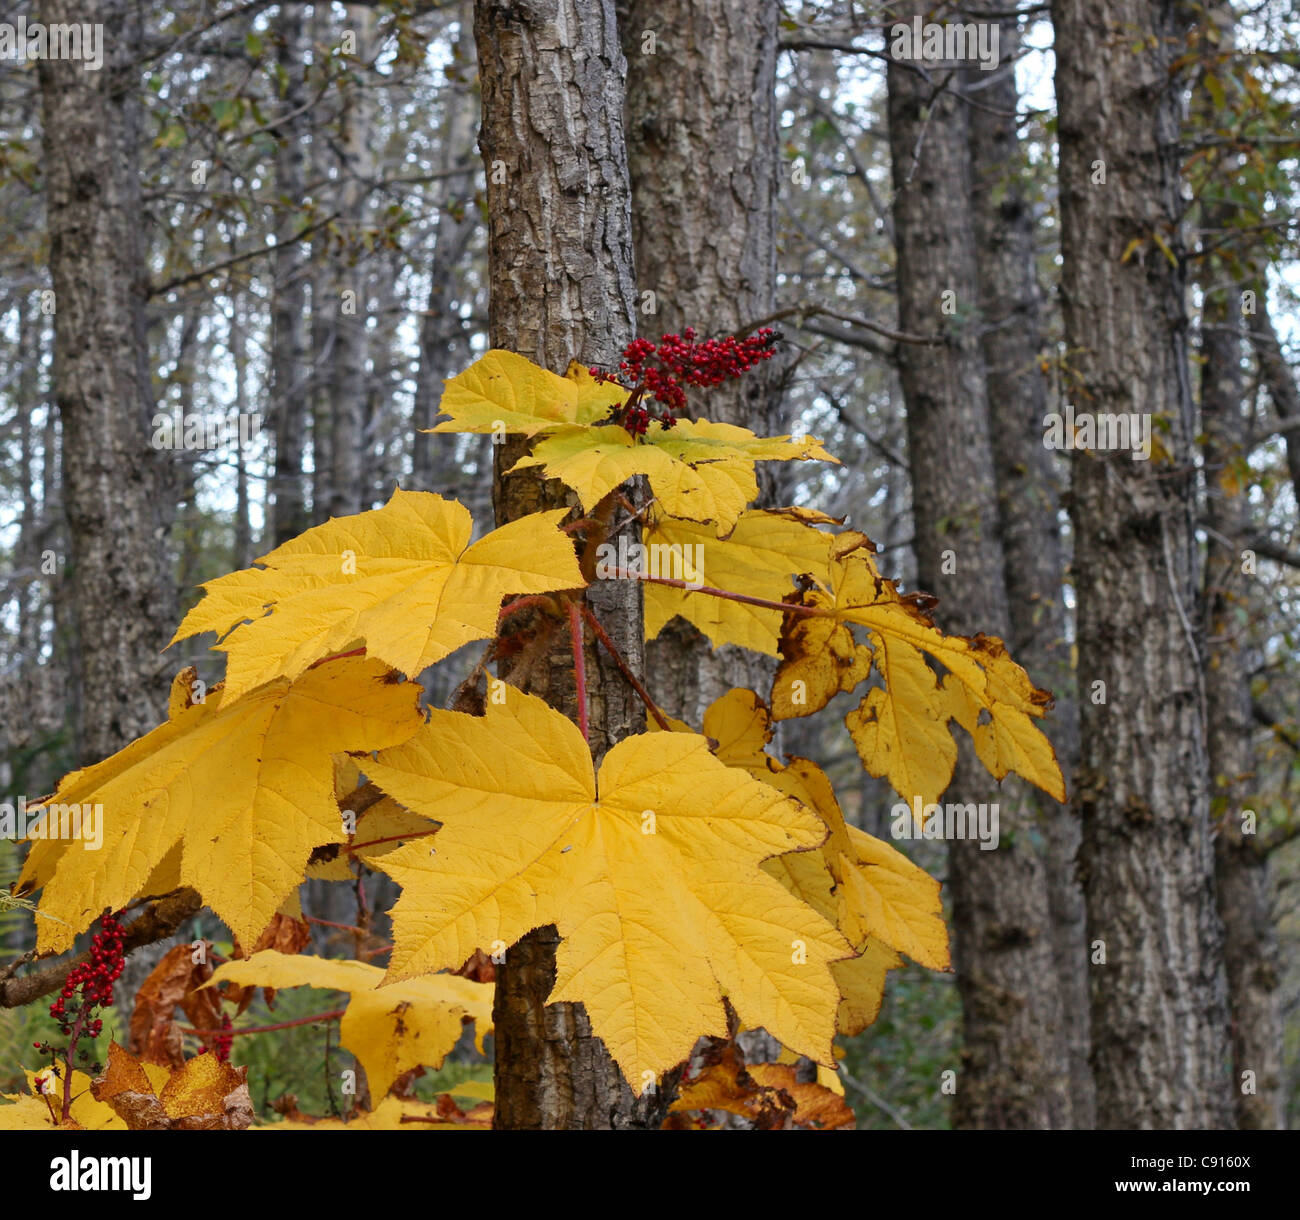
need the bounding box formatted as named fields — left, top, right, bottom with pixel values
left=772, top=555, right=1066, bottom=804
left=18, top=658, right=424, bottom=952
left=433, top=350, right=628, bottom=436
left=700, top=689, right=944, bottom=1029
left=0, top=1068, right=126, bottom=1130
left=364, top=686, right=851, bottom=1090
left=643, top=507, right=837, bottom=654
left=209, top=951, right=491, bottom=1100
left=171, top=489, right=583, bottom=701
left=512, top=419, right=835, bottom=533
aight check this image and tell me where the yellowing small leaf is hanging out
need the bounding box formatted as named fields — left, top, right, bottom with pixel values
left=172, top=489, right=583, bottom=701
left=366, top=687, right=850, bottom=1089
left=776, top=555, right=1065, bottom=803
left=19, top=657, right=424, bottom=952
left=513, top=419, right=835, bottom=533
left=434, top=350, right=626, bottom=436
left=643, top=508, right=835, bottom=654
left=210, top=951, right=492, bottom=1100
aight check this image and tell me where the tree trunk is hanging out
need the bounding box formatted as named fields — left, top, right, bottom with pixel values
left=1250, top=287, right=1300, bottom=513
left=618, top=0, right=781, bottom=726
left=1200, top=290, right=1285, bottom=1129
left=475, top=0, right=664, bottom=1130
left=39, top=0, right=176, bottom=764
left=269, top=3, right=311, bottom=545
left=963, top=0, right=1091, bottom=1127
left=1052, top=0, right=1232, bottom=1128
left=412, top=0, right=479, bottom=492
left=886, top=0, right=1068, bottom=1129
left=328, top=6, right=376, bottom=519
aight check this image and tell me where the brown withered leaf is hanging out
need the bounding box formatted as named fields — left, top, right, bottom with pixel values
left=667, top=1042, right=853, bottom=1131
left=129, top=943, right=218, bottom=1067
left=92, top=1042, right=252, bottom=1131
left=453, top=948, right=497, bottom=984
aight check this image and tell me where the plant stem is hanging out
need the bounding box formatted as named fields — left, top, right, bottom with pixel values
left=608, top=566, right=821, bottom=617
left=181, top=1009, right=346, bottom=1039
left=569, top=601, right=589, bottom=742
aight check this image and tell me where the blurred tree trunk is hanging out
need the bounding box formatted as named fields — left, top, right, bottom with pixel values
left=886, top=0, right=1068, bottom=1129
left=619, top=0, right=782, bottom=728
left=1192, top=9, right=1285, bottom=1129
left=476, top=0, right=665, bottom=1130
left=269, top=3, right=311, bottom=545
left=413, top=0, right=478, bottom=492
left=328, top=6, right=376, bottom=519
left=39, top=0, right=175, bottom=764
left=1052, top=0, right=1232, bottom=1128
left=1251, top=288, right=1300, bottom=512
left=1201, top=289, right=1285, bottom=1129
left=963, top=0, right=1090, bottom=1127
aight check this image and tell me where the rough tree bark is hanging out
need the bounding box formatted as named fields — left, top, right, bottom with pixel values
left=1052, top=0, right=1232, bottom=1127
left=475, top=0, right=665, bottom=1130
left=39, top=0, right=176, bottom=764
left=617, top=0, right=782, bottom=724
left=963, top=0, right=1091, bottom=1127
left=886, top=0, right=1069, bottom=1129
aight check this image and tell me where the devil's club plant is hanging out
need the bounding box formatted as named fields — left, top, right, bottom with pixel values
left=6, top=338, right=1064, bottom=1129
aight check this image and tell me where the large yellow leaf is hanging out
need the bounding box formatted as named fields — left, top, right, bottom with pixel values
left=773, top=555, right=1066, bottom=804
left=433, top=350, right=627, bottom=436
left=18, top=658, right=424, bottom=952
left=365, top=687, right=850, bottom=1090
left=209, top=951, right=492, bottom=1100
left=512, top=419, right=835, bottom=533
left=171, top=489, right=584, bottom=701
left=642, top=508, right=836, bottom=654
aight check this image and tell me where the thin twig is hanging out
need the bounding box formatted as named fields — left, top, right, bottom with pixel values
left=579, top=604, right=672, bottom=731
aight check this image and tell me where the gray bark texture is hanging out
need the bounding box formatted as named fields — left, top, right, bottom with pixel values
left=39, top=0, right=176, bottom=764
left=886, top=0, right=1070, bottom=1129
left=619, top=0, right=782, bottom=725
left=1052, top=0, right=1233, bottom=1128
left=963, top=0, right=1091, bottom=1126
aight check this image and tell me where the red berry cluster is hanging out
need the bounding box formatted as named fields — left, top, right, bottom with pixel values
left=47, top=910, right=124, bottom=1041
left=591, top=327, right=779, bottom=436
